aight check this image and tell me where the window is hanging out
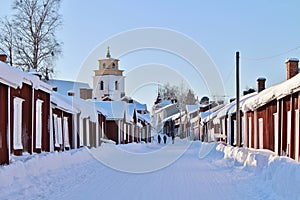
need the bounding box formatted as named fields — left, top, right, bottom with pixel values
left=103, top=63, right=106, bottom=68
left=115, top=81, right=118, bottom=90
left=36, top=99, right=44, bottom=149
left=13, top=97, right=24, bottom=150
left=112, top=63, right=115, bottom=68
left=100, top=81, right=104, bottom=90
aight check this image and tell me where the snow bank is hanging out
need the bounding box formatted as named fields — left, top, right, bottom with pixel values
left=204, top=143, right=300, bottom=199
left=0, top=148, right=92, bottom=188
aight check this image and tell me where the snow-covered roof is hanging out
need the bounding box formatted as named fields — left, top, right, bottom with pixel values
left=95, top=101, right=126, bottom=120
left=153, top=100, right=172, bottom=112
left=286, top=58, right=299, bottom=62
left=72, top=97, right=98, bottom=122
left=243, top=73, right=300, bottom=111
left=186, top=104, right=199, bottom=114
left=216, top=92, right=257, bottom=119
left=126, top=103, right=136, bottom=123
left=51, top=92, right=80, bottom=114
left=154, top=101, right=177, bottom=114
left=0, top=61, right=52, bottom=93
left=200, top=104, right=225, bottom=123
left=162, top=110, right=184, bottom=123
left=137, top=113, right=151, bottom=124
left=133, top=100, right=147, bottom=111
left=46, top=79, right=92, bottom=97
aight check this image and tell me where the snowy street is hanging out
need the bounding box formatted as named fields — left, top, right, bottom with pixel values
left=1, top=140, right=293, bottom=200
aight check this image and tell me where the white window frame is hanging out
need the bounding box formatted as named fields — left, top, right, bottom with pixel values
left=79, top=118, right=84, bottom=146
left=57, top=117, right=63, bottom=146
left=287, top=110, right=292, bottom=156
left=63, top=117, right=70, bottom=148
left=248, top=117, right=252, bottom=148
left=273, top=113, right=279, bottom=155
left=295, top=110, right=299, bottom=161
left=259, top=118, right=264, bottom=149
left=13, top=97, right=24, bottom=150
left=53, top=114, right=59, bottom=147
left=35, top=99, right=43, bottom=149
left=86, top=119, right=90, bottom=146
left=233, top=120, right=237, bottom=146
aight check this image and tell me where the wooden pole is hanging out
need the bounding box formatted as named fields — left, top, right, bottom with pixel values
left=236, top=51, right=241, bottom=147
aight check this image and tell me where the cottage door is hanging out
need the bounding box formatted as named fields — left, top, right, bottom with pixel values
left=0, top=84, right=9, bottom=164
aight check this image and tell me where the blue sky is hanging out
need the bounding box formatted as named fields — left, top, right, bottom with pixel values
left=1, top=0, right=300, bottom=109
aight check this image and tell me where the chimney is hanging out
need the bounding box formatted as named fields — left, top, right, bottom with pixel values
left=80, top=88, right=93, bottom=99
left=257, top=77, right=266, bottom=92
left=286, top=58, right=299, bottom=80
left=0, top=52, right=7, bottom=63
left=68, top=91, right=75, bottom=96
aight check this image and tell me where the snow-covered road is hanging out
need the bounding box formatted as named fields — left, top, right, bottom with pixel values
left=0, top=141, right=293, bottom=199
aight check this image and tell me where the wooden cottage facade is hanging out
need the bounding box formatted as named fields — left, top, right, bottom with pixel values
left=0, top=58, right=52, bottom=164
left=243, top=58, right=300, bottom=161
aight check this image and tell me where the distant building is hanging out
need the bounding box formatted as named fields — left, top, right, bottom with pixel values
left=93, top=47, right=125, bottom=101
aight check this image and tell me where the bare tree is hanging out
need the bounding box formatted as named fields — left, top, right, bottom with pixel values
left=0, top=17, right=14, bottom=66
left=11, top=0, right=62, bottom=78
left=161, top=83, right=197, bottom=106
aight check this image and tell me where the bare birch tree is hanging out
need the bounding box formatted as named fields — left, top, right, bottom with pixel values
left=9, top=0, right=62, bottom=79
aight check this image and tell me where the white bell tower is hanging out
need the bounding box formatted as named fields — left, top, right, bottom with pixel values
left=93, top=47, right=125, bottom=100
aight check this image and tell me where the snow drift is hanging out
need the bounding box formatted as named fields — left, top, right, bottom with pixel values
left=201, top=142, right=300, bottom=199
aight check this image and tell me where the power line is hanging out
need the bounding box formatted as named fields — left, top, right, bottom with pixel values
left=242, top=45, right=300, bottom=61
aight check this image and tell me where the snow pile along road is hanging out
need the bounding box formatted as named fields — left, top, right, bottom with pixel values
left=204, top=143, right=300, bottom=199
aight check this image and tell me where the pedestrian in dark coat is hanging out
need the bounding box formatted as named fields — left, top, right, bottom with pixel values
left=158, top=134, right=161, bottom=144
left=163, top=135, right=167, bottom=144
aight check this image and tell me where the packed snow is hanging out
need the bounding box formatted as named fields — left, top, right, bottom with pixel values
left=0, top=139, right=299, bottom=199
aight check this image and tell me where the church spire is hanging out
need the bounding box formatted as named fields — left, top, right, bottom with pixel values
left=106, top=46, right=111, bottom=58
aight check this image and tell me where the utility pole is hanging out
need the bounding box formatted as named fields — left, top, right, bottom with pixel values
left=236, top=51, right=241, bottom=147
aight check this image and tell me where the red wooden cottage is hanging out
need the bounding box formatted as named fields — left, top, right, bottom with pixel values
left=0, top=55, right=52, bottom=164
left=50, top=92, right=81, bottom=151
left=243, top=58, right=300, bottom=161
left=96, top=101, right=126, bottom=144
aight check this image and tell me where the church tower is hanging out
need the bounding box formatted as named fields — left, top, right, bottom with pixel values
left=93, top=47, right=125, bottom=100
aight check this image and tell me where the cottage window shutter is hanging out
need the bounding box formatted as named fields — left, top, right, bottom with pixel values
left=79, top=118, right=84, bottom=146
left=13, top=97, right=24, bottom=150
left=35, top=99, right=44, bottom=149
left=86, top=119, right=90, bottom=147
left=63, top=117, right=70, bottom=148
left=295, top=110, right=299, bottom=162
left=273, top=113, right=279, bottom=155
left=57, top=117, right=63, bottom=145
left=248, top=117, right=252, bottom=148
left=53, top=114, right=60, bottom=147
left=258, top=118, right=264, bottom=149
left=286, top=111, right=292, bottom=156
